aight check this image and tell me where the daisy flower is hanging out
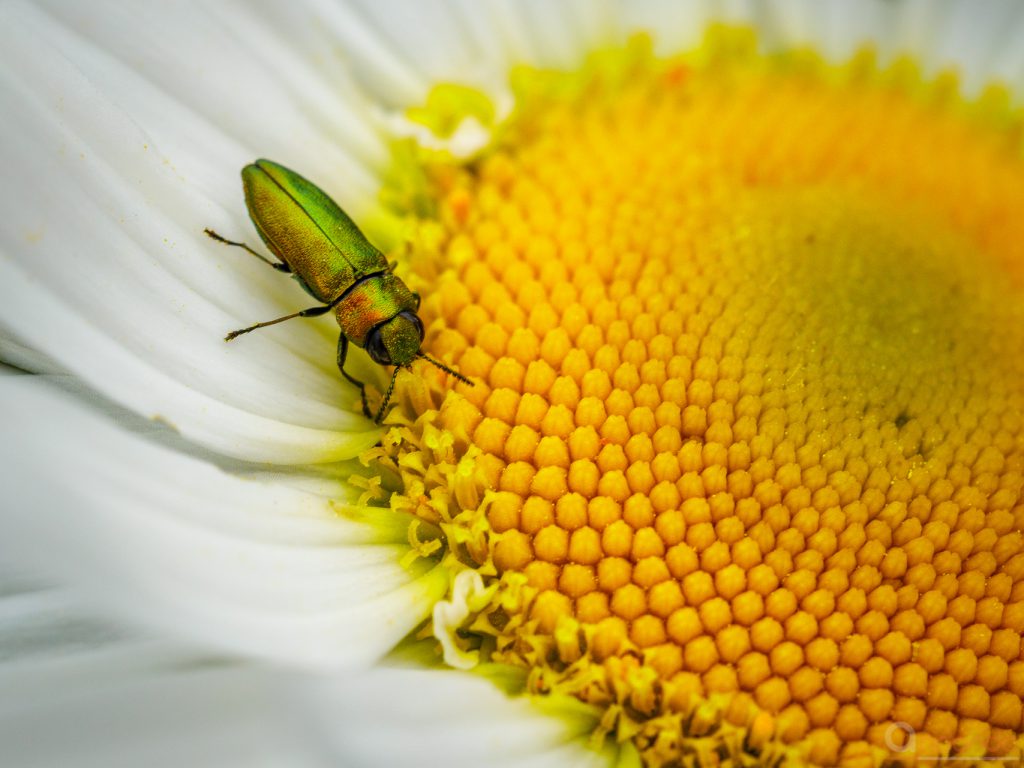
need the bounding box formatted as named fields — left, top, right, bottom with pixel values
left=2, top=1, right=1024, bottom=765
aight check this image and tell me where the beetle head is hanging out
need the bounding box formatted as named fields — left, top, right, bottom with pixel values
left=366, top=311, right=424, bottom=367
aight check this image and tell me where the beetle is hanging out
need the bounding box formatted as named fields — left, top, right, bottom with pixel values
left=205, top=158, right=471, bottom=423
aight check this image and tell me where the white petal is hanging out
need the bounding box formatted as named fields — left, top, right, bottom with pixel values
left=924, top=0, right=1024, bottom=95
left=0, top=331, right=64, bottom=376
left=0, top=376, right=447, bottom=668
left=874, top=0, right=1024, bottom=93
left=624, top=0, right=1024, bottom=102
left=0, top=1, right=389, bottom=463
left=762, top=0, right=894, bottom=61
left=619, top=0, right=713, bottom=56
left=259, top=0, right=617, bottom=108
left=338, top=0, right=500, bottom=93
left=888, top=0, right=954, bottom=69
left=253, top=0, right=433, bottom=106
left=707, top=0, right=760, bottom=29
left=0, top=584, right=615, bottom=767
left=468, top=0, right=615, bottom=71
left=0, top=645, right=325, bottom=768
left=35, top=0, right=389, bottom=181
left=295, top=666, right=619, bottom=768
left=0, top=581, right=132, bottom=664
left=0, top=577, right=322, bottom=765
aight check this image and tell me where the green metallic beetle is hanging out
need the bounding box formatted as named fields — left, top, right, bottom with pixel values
left=206, top=158, right=471, bottom=422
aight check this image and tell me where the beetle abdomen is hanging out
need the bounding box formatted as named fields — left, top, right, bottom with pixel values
left=335, top=272, right=419, bottom=347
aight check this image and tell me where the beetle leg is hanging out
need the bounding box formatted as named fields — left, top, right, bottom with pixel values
left=205, top=228, right=291, bottom=273
left=412, top=292, right=421, bottom=310
left=374, top=367, right=401, bottom=423
left=225, top=303, right=333, bottom=341
left=336, top=335, right=372, bottom=418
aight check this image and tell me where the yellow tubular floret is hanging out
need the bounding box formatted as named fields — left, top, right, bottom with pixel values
left=364, top=29, right=1024, bottom=767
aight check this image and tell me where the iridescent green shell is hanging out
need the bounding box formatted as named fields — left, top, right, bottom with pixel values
left=241, top=159, right=388, bottom=303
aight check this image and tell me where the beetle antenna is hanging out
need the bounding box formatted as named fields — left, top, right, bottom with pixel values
left=417, top=352, right=474, bottom=386
left=374, top=367, right=402, bottom=423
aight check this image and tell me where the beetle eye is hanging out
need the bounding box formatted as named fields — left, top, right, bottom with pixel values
left=365, top=328, right=391, bottom=365
left=401, top=311, right=425, bottom=342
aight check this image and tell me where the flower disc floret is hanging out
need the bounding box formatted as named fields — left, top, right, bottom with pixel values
left=368, top=29, right=1024, bottom=766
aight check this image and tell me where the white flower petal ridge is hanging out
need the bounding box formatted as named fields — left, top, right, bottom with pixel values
left=0, top=375, right=447, bottom=668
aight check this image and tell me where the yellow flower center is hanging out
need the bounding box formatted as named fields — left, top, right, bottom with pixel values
left=366, top=30, right=1024, bottom=766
